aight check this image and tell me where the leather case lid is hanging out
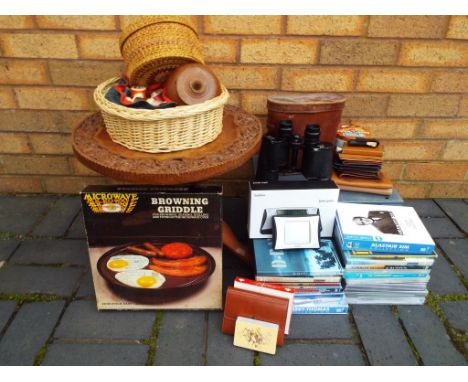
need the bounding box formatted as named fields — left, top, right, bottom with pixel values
left=222, top=287, right=289, bottom=346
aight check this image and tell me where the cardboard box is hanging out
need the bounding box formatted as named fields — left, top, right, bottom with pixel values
left=80, top=184, right=222, bottom=310
left=248, top=181, right=339, bottom=239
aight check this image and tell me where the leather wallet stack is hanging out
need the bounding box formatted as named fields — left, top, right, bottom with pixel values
left=333, top=141, right=393, bottom=196
left=222, top=286, right=289, bottom=346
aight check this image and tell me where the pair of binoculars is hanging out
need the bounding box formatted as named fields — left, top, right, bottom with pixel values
left=256, top=120, right=333, bottom=182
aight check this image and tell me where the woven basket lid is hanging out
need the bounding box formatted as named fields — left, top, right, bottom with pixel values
left=119, top=16, right=198, bottom=52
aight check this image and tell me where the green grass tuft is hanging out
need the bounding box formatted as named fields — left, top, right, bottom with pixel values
left=144, top=311, right=163, bottom=366
left=253, top=353, right=261, bottom=366
left=0, top=232, right=14, bottom=240
left=33, top=343, right=49, bottom=366
left=426, top=292, right=468, bottom=358
left=0, top=292, right=63, bottom=302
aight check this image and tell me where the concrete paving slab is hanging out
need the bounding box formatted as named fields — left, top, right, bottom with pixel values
left=440, top=300, right=468, bottom=332
left=398, top=305, right=466, bottom=366
left=206, top=311, right=254, bottom=366
left=437, top=239, right=468, bottom=279
left=0, top=196, right=54, bottom=235
left=260, top=343, right=365, bottom=366
left=66, top=212, right=86, bottom=239
left=75, top=271, right=95, bottom=298
left=42, top=343, right=149, bottom=366
left=0, top=300, right=17, bottom=333
left=421, top=217, right=464, bottom=239
left=352, top=305, right=417, bottom=365
left=0, top=239, right=19, bottom=262
left=0, top=265, right=82, bottom=296
left=154, top=311, right=205, bottom=366
left=435, top=199, right=468, bottom=233
left=428, top=254, right=466, bottom=295
left=0, top=301, right=65, bottom=365
left=288, top=314, right=353, bottom=340
left=404, top=199, right=446, bottom=218
left=31, top=197, right=82, bottom=237
left=54, top=300, right=156, bottom=340
left=11, top=239, right=88, bottom=266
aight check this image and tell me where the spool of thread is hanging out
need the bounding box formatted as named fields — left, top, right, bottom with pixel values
left=165, top=63, right=221, bottom=105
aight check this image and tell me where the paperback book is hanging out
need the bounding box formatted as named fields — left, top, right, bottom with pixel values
left=253, top=238, right=343, bottom=278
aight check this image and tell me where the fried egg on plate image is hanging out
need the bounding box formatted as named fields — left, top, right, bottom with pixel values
left=106, top=255, right=149, bottom=272
left=115, top=269, right=166, bottom=289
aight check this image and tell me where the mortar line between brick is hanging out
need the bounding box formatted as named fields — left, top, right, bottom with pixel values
left=30, top=16, right=39, bottom=29
left=363, top=16, right=371, bottom=37
left=281, top=15, right=287, bottom=35
left=235, top=39, right=241, bottom=64
left=443, top=16, right=452, bottom=39
left=4, top=56, right=468, bottom=72
left=4, top=81, right=468, bottom=94
left=114, top=16, right=121, bottom=31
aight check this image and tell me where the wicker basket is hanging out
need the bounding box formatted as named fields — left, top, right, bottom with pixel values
left=120, top=16, right=204, bottom=86
left=94, top=77, right=230, bottom=153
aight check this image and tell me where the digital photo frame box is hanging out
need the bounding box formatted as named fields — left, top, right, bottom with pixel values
left=248, top=180, right=340, bottom=239
left=80, top=184, right=222, bottom=310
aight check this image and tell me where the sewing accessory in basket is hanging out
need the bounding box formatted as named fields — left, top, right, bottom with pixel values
left=165, top=63, right=221, bottom=106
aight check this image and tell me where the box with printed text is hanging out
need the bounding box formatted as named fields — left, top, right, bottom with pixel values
left=248, top=180, right=340, bottom=239
left=80, top=184, right=223, bottom=310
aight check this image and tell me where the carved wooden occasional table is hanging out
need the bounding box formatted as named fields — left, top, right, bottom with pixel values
left=72, top=105, right=263, bottom=266
left=73, top=105, right=262, bottom=185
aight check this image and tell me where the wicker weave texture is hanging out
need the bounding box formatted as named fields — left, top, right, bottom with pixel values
left=94, top=77, right=229, bottom=153
left=120, top=17, right=204, bottom=86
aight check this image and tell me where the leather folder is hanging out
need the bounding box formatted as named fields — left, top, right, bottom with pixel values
left=338, top=153, right=383, bottom=164
left=222, top=287, right=289, bottom=346
left=332, top=171, right=393, bottom=195
left=341, top=142, right=384, bottom=157
left=332, top=171, right=392, bottom=189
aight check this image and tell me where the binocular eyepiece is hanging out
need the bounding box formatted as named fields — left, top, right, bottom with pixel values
left=256, top=121, right=333, bottom=182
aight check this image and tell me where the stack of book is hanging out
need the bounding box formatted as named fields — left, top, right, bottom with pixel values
left=334, top=203, right=436, bottom=304
left=332, top=134, right=393, bottom=196
left=253, top=238, right=348, bottom=314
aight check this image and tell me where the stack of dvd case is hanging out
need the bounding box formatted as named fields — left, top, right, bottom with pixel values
left=253, top=238, right=348, bottom=314
left=334, top=203, right=436, bottom=304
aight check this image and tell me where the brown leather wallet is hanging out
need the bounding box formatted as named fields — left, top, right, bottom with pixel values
left=342, top=142, right=384, bottom=158
left=222, top=286, right=289, bottom=346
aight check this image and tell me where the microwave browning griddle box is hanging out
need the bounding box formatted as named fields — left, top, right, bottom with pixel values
left=80, top=184, right=223, bottom=311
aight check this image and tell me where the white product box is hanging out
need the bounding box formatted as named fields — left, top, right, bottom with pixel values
left=335, top=202, right=435, bottom=254
left=248, top=181, right=340, bottom=239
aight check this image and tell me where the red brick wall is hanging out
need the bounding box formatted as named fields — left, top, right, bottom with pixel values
left=0, top=16, right=466, bottom=197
